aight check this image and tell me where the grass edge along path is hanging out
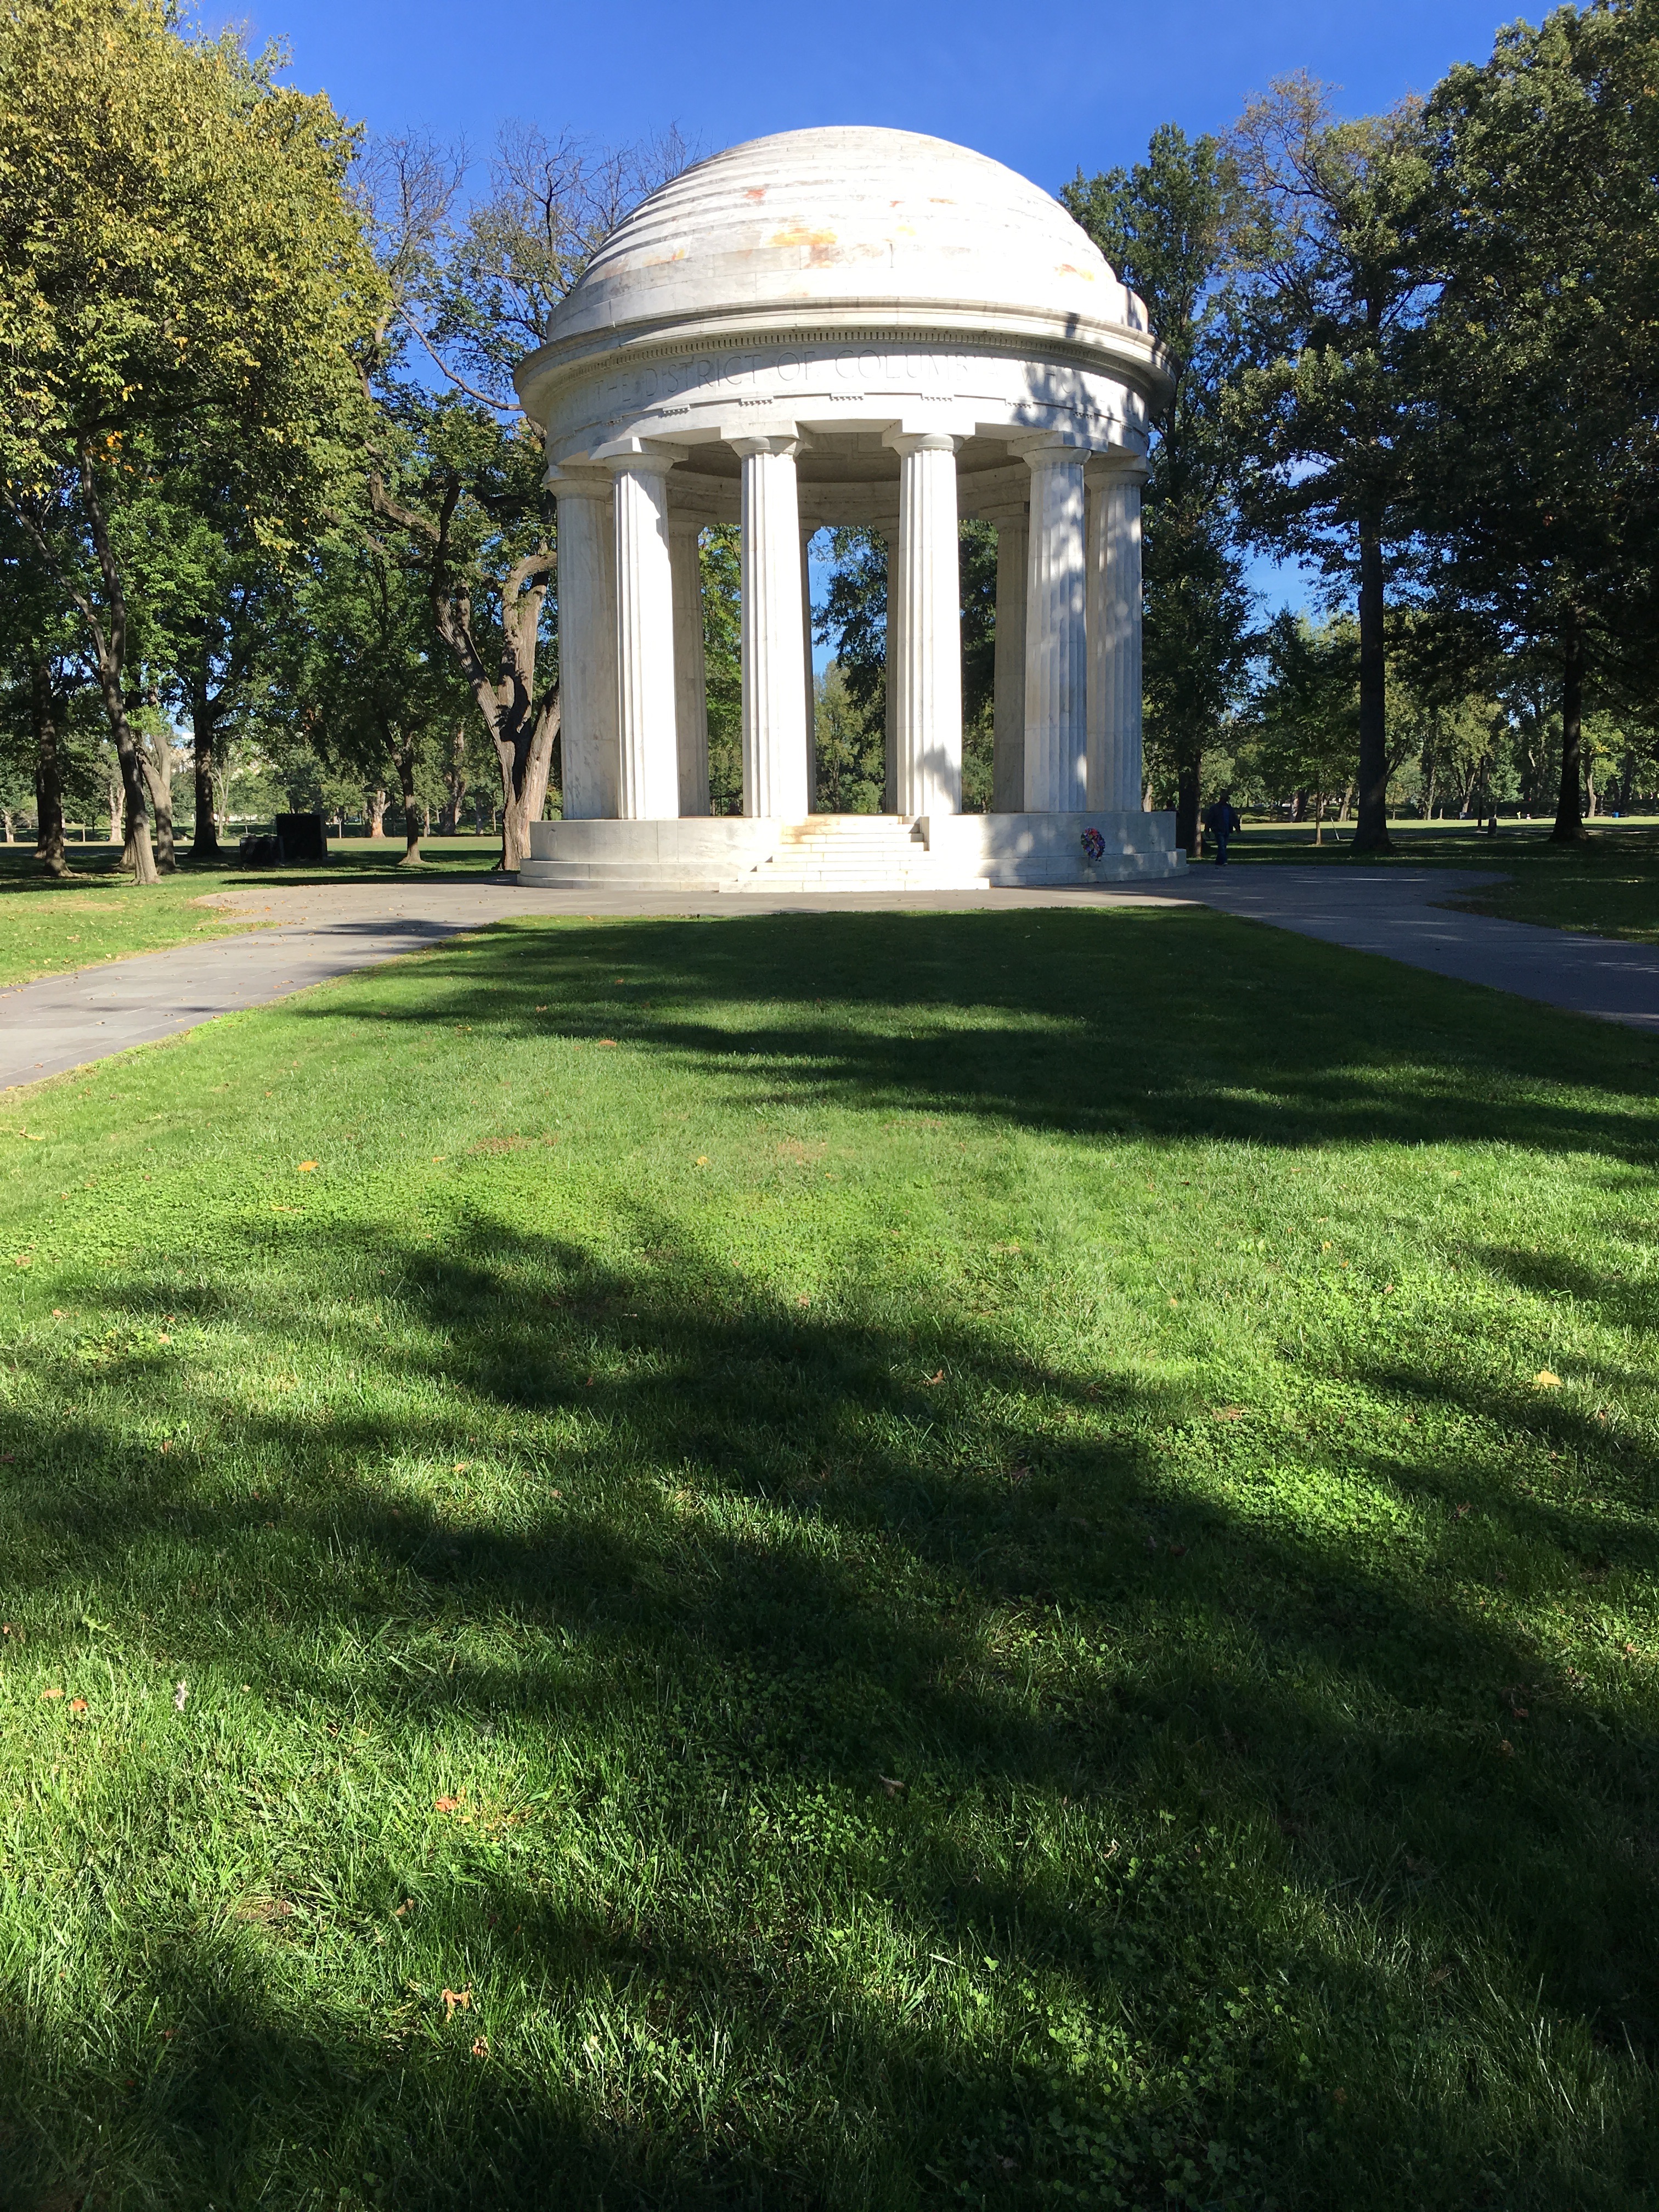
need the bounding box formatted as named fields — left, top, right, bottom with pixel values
left=1, top=906, right=1655, bottom=2210
left=0, top=842, right=504, bottom=992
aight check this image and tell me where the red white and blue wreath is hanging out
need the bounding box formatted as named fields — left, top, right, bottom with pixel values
left=1080, top=826, right=1106, bottom=861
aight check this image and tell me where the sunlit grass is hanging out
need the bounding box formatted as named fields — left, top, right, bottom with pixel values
left=1, top=909, right=1655, bottom=2208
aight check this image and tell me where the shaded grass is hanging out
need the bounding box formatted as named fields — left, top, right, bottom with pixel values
left=0, top=840, right=501, bottom=990
left=1, top=907, right=1656, bottom=2209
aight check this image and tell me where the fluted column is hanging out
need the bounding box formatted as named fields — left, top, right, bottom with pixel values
left=1087, top=460, right=1148, bottom=811
left=669, top=514, right=709, bottom=816
left=800, top=520, right=818, bottom=811
left=992, top=515, right=1028, bottom=813
left=888, top=432, right=962, bottom=817
left=550, top=471, right=618, bottom=820
left=733, top=436, right=809, bottom=818
left=607, top=454, right=680, bottom=821
left=1022, top=444, right=1088, bottom=813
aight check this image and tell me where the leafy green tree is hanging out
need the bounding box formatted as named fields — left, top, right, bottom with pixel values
left=0, top=0, right=381, bottom=881
left=1241, top=611, right=1359, bottom=839
left=1066, top=126, right=1253, bottom=851
left=700, top=526, right=744, bottom=817
left=812, top=662, right=883, bottom=815
left=295, top=529, right=469, bottom=866
left=1224, top=80, right=1431, bottom=854
left=362, top=128, right=689, bottom=867
left=1412, top=1, right=1659, bottom=842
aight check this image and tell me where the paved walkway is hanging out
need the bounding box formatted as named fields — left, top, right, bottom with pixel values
left=1147, top=866, right=1659, bottom=1033
left=3, top=865, right=1657, bottom=1091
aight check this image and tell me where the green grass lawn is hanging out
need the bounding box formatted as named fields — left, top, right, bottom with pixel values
left=0, top=839, right=503, bottom=991
left=1228, top=818, right=1659, bottom=946
left=2, top=909, right=1656, bottom=2209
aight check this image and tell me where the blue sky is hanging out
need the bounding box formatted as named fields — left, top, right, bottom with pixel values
left=246, top=0, right=1517, bottom=629
left=252, top=0, right=1511, bottom=198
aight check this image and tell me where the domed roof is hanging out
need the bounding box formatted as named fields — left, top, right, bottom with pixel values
left=548, top=125, right=1149, bottom=346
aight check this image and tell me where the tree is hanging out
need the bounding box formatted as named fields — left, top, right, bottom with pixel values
left=1224, top=81, right=1432, bottom=854
left=360, top=127, right=690, bottom=869
left=296, top=528, right=468, bottom=866
left=1242, top=611, right=1359, bottom=839
left=1066, top=126, right=1254, bottom=851
left=0, top=0, right=381, bottom=881
left=1413, top=1, right=1659, bottom=842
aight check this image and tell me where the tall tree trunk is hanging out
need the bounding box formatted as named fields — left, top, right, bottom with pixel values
left=137, top=725, right=176, bottom=873
left=496, top=693, right=559, bottom=873
left=1291, top=787, right=1308, bottom=823
left=1552, top=607, right=1587, bottom=844
left=439, top=721, right=467, bottom=836
left=1175, top=754, right=1201, bottom=858
left=1421, top=755, right=1437, bottom=822
left=11, top=453, right=155, bottom=879
left=78, top=458, right=156, bottom=883
left=1351, top=524, right=1392, bottom=854
left=394, top=742, right=422, bottom=867
left=191, top=670, right=221, bottom=860
left=108, top=771, right=126, bottom=847
left=31, top=650, right=67, bottom=879
left=1313, top=791, right=1327, bottom=847
left=366, top=789, right=387, bottom=839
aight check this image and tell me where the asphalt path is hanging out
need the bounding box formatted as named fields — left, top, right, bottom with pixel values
left=2, top=864, right=1656, bottom=1092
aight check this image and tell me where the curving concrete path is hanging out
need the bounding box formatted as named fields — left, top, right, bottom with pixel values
left=2, top=865, right=1657, bottom=1092
left=1149, top=866, right=1659, bottom=1033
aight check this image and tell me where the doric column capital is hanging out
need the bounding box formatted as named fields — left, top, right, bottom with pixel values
left=596, top=437, right=683, bottom=476
left=730, top=433, right=800, bottom=461
left=666, top=507, right=704, bottom=538
left=883, top=430, right=961, bottom=458
left=1085, top=450, right=1152, bottom=489
left=544, top=464, right=612, bottom=499
left=1012, top=436, right=1090, bottom=474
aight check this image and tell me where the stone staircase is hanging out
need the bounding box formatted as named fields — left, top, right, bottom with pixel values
left=718, top=815, right=989, bottom=894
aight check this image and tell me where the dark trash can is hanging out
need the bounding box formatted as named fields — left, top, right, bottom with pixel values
left=275, top=812, right=328, bottom=864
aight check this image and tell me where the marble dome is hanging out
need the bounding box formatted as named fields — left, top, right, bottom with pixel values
left=547, top=126, right=1152, bottom=348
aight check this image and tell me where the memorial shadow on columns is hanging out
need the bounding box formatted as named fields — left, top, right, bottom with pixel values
left=4, top=1186, right=1657, bottom=2209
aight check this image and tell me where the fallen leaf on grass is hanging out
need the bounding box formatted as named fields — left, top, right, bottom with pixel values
left=923, top=1370, right=945, bottom=1386
left=1498, top=1739, right=1514, bottom=1757
left=795, top=1294, right=811, bottom=1307
left=434, top=1794, right=464, bottom=1813
left=69, top=1697, right=87, bottom=1714
left=694, top=1155, right=709, bottom=1167
left=40, top=1686, right=63, bottom=1700
left=442, top=1987, right=471, bottom=2017
left=471, top=2036, right=489, bottom=2057
left=879, top=1776, right=906, bottom=1797
left=1534, top=1370, right=1561, bottom=1389
left=597, top=1039, right=618, bottom=1048
left=297, top=1161, right=317, bottom=1173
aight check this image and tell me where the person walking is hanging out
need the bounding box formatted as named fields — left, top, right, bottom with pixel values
left=1203, top=792, right=1242, bottom=865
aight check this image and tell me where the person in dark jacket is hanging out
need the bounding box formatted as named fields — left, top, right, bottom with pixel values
left=1203, top=793, right=1242, bottom=864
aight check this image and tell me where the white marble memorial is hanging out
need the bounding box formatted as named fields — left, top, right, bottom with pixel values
left=515, top=125, right=1181, bottom=890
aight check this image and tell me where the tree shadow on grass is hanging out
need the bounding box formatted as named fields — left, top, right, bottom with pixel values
left=300, top=908, right=1659, bottom=1164
left=3, top=1198, right=1657, bottom=2209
